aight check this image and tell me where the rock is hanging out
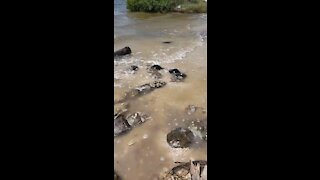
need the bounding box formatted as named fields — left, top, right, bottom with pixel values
left=200, top=165, right=207, bottom=180
left=167, top=127, right=194, bottom=148
left=190, top=161, right=201, bottom=180
left=161, top=160, right=207, bottom=180
left=114, top=110, right=151, bottom=137
left=149, top=81, right=166, bottom=88
left=168, top=68, right=181, bottom=75
left=114, top=46, right=132, bottom=57
left=148, top=65, right=164, bottom=79
left=150, top=65, right=164, bottom=70
left=132, top=81, right=166, bottom=96
left=130, top=65, right=139, bottom=71
left=114, top=112, right=131, bottom=137
left=135, top=84, right=153, bottom=94
left=126, top=112, right=151, bottom=127
left=115, top=81, right=166, bottom=104
left=169, top=68, right=187, bottom=81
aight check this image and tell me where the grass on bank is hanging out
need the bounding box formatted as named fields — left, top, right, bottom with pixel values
left=176, top=0, right=207, bottom=13
left=127, top=0, right=207, bottom=13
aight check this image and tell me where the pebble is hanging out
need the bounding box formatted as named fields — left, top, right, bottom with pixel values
left=143, top=134, right=149, bottom=139
left=128, top=139, right=136, bottom=146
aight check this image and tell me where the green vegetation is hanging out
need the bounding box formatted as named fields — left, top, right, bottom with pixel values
left=127, top=0, right=182, bottom=12
left=127, top=0, right=207, bottom=13
left=177, top=1, right=207, bottom=13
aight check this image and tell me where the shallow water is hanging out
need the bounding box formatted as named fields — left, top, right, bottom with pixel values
left=114, top=1, right=207, bottom=179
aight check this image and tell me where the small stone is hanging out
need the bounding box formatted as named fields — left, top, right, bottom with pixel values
left=130, top=65, right=139, bottom=71
left=143, top=134, right=149, bottom=139
left=169, top=68, right=187, bottom=82
left=128, top=139, right=136, bottom=146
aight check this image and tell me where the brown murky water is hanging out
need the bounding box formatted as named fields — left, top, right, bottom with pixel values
left=114, top=1, right=207, bottom=179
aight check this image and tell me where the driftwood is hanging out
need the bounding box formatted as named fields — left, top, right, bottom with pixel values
left=114, top=46, right=132, bottom=57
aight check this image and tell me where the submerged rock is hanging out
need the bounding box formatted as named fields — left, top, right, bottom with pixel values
left=115, top=81, right=166, bottom=104
left=126, top=112, right=151, bottom=127
left=161, top=160, right=207, bottom=180
left=147, top=65, right=164, bottom=79
left=167, top=127, right=194, bottom=148
left=130, top=65, right=139, bottom=71
left=149, top=81, right=166, bottom=88
left=114, top=111, right=151, bottom=137
left=150, top=65, right=164, bottom=71
left=114, top=112, right=131, bottom=137
left=114, top=46, right=132, bottom=57
left=169, top=68, right=187, bottom=81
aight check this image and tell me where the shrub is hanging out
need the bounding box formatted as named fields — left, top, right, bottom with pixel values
left=180, top=1, right=207, bottom=13
left=127, top=0, right=184, bottom=12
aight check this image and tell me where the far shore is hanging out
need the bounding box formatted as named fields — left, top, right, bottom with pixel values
left=127, top=0, right=207, bottom=13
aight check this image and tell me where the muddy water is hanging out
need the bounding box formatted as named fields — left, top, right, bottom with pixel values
left=114, top=1, right=207, bottom=179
